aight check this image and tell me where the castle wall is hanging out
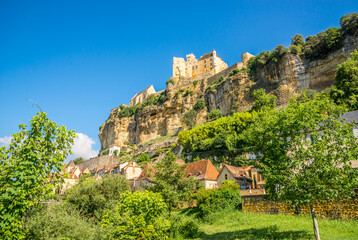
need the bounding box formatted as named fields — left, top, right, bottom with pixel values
left=207, top=62, right=244, bottom=84
left=130, top=85, right=156, bottom=106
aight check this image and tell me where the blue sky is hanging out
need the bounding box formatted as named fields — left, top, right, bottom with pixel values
left=0, top=0, right=357, bottom=161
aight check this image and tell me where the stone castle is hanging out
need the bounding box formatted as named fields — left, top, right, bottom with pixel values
left=129, top=50, right=254, bottom=106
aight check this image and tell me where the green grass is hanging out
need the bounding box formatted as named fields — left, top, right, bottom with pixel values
left=190, top=209, right=358, bottom=240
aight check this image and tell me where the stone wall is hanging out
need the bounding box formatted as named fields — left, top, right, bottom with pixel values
left=207, top=63, right=244, bottom=85
left=242, top=195, right=358, bottom=220
left=77, top=155, right=121, bottom=171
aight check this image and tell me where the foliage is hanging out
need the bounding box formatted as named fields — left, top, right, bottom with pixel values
left=193, top=180, right=241, bottom=217
left=24, top=203, right=102, bottom=240
left=183, top=89, right=195, bottom=97
left=289, top=44, right=302, bottom=55
left=330, top=50, right=358, bottom=110
left=147, top=151, right=197, bottom=212
left=207, top=109, right=222, bottom=120
left=206, top=76, right=226, bottom=92
left=291, top=34, right=305, bottom=46
left=174, top=89, right=185, bottom=98
left=167, top=78, right=175, bottom=85
left=0, top=112, right=75, bottom=239
left=137, top=153, right=151, bottom=166
left=193, top=80, right=198, bottom=87
left=64, top=174, right=130, bottom=221
left=193, top=98, right=206, bottom=111
left=302, top=27, right=342, bottom=60
left=101, top=191, right=170, bottom=240
left=101, top=148, right=109, bottom=155
left=231, top=154, right=252, bottom=167
left=298, top=89, right=317, bottom=101
left=181, top=109, right=197, bottom=129
left=73, top=157, right=86, bottom=165
left=247, top=45, right=288, bottom=77
left=178, top=111, right=257, bottom=153
left=155, top=147, right=164, bottom=156
left=118, top=92, right=168, bottom=118
left=244, top=96, right=358, bottom=239
left=340, top=12, right=358, bottom=35
left=251, top=88, right=277, bottom=111
left=168, top=211, right=201, bottom=239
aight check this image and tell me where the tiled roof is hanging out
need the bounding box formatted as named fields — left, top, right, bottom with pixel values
left=80, top=168, right=89, bottom=175
left=184, top=159, right=219, bottom=181
left=66, top=160, right=76, bottom=169
left=137, top=163, right=156, bottom=180
left=224, top=164, right=252, bottom=179
left=200, top=51, right=213, bottom=60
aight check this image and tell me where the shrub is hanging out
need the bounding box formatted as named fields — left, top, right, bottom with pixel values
left=251, top=88, right=277, bottom=111
left=101, top=149, right=109, bottom=155
left=193, top=80, right=198, bottom=87
left=174, top=89, right=185, bottom=98
left=64, top=175, right=130, bottom=221
left=207, top=109, right=222, bottom=120
left=229, top=68, right=240, bottom=76
left=193, top=180, right=241, bottom=217
left=167, top=78, right=175, bottom=85
left=101, top=191, right=170, bottom=240
left=137, top=153, right=151, bottom=166
left=289, top=44, right=301, bottom=55
left=181, top=109, right=197, bottom=129
left=340, top=12, right=358, bottom=35
left=193, top=98, right=206, bottom=111
left=25, top=204, right=102, bottom=240
left=291, top=33, right=305, bottom=46
left=183, top=89, right=195, bottom=97
left=168, top=212, right=200, bottom=239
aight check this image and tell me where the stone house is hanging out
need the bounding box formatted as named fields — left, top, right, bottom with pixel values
left=120, top=162, right=142, bottom=180
left=217, top=164, right=262, bottom=190
left=130, top=85, right=156, bottom=106
left=184, top=159, right=219, bottom=189
left=108, top=144, right=121, bottom=156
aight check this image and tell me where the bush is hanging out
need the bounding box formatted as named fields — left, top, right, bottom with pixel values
left=101, top=191, right=170, bottom=240
left=137, top=153, right=151, bottom=166
left=193, top=180, right=241, bottom=217
left=181, top=109, right=197, bottom=129
left=289, top=44, right=301, bottom=55
left=167, top=78, right=175, bottom=85
left=25, top=203, right=102, bottom=240
left=251, top=88, right=277, bottom=111
left=193, top=98, right=206, bottom=111
left=64, top=175, right=130, bottom=221
left=183, top=89, right=195, bottom=97
left=207, top=109, right=222, bottom=120
left=291, top=34, right=305, bottom=46
left=101, top=149, right=109, bottom=155
left=340, top=12, right=358, bottom=35
left=193, top=80, right=198, bottom=87
left=168, top=212, right=200, bottom=239
left=229, top=68, right=240, bottom=76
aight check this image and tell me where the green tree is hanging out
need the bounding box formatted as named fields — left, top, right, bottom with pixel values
left=340, top=12, right=358, bottom=35
left=147, top=151, right=196, bottom=213
left=73, top=157, right=86, bottom=165
left=0, top=112, right=75, bottom=239
left=64, top=174, right=130, bottom=221
left=330, top=50, right=358, bottom=110
left=137, top=153, right=151, bottom=166
left=101, top=191, right=170, bottom=240
left=244, top=96, right=358, bottom=240
left=251, top=88, right=277, bottom=111
left=291, top=33, right=305, bottom=46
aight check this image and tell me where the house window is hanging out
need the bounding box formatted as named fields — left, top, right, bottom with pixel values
left=225, top=174, right=228, bottom=180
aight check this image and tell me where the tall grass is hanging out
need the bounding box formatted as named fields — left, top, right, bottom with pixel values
left=193, top=209, right=358, bottom=240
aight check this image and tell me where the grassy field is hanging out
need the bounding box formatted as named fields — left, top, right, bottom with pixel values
left=190, top=210, right=358, bottom=240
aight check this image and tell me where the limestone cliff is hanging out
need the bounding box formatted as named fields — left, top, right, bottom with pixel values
left=99, top=35, right=358, bottom=153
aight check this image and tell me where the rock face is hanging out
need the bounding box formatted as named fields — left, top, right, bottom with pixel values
left=99, top=36, right=358, bottom=151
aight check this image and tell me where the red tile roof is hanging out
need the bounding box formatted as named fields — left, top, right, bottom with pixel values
left=184, top=159, right=219, bottom=181
left=137, top=163, right=156, bottom=180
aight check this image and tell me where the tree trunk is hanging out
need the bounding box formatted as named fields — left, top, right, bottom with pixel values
left=310, top=203, right=321, bottom=240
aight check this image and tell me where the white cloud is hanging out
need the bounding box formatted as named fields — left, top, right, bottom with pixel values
left=0, top=136, right=12, bottom=147
left=70, top=133, right=99, bottom=160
